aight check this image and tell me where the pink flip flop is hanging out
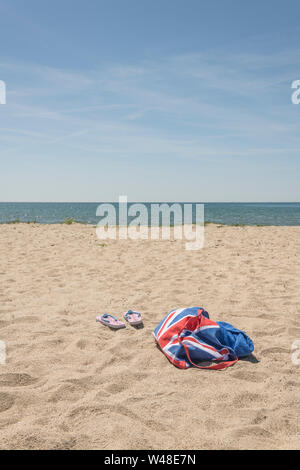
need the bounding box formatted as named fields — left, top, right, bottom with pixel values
left=96, top=314, right=126, bottom=329
left=123, top=310, right=143, bottom=326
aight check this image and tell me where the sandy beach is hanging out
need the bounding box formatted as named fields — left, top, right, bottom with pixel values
left=0, top=223, right=299, bottom=450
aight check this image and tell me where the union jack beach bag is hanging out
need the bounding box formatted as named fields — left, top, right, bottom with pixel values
left=153, top=307, right=254, bottom=370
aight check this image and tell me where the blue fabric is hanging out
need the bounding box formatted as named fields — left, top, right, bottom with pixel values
left=216, top=321, right=254, bottom=358
left=190, top=311, right=254, bottom=359
left=153, top=307, right=254, bottom=369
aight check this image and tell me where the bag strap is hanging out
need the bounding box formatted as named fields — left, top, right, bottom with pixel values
left=178, top=308, right=238, bottom=370
left=180, top=339, right=238, bottom=370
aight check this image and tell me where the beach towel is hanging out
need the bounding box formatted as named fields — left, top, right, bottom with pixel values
left=153, top=307, right=254, bottom=370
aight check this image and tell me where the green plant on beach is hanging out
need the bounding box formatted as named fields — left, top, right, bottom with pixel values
left=63, top=218, right=76, bottom=225
left=1, top=219, right=38, bottom=224
left=6, top=219, right=22, bottom=224
left=62, top=218, right=85, bottom=225
left=204, top=221, right=225, bottom=226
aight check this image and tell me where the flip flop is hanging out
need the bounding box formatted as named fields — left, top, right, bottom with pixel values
left=123, top=310, right=143, bottom=326
left=96, top=314, right=126, bottom=329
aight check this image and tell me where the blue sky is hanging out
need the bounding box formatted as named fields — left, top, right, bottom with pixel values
left=0, top=0, right=300, bottom=202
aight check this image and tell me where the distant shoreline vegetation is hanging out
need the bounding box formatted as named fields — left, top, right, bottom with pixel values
left=0, top=219, right=275, bottom=227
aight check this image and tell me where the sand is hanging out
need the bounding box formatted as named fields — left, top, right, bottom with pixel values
left=0, top=223, right=299, bottom=450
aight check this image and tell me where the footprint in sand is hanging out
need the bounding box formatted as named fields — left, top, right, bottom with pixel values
left=288, top=327, right=300, bottom=336
left=254, top=327, right=283, bottom=337
left=67, top=405, right=106, bottom=427
left=230, top=425, right=272, bottom=439
left=251, top=410, right=268, bottom=425
left=48, top=383, right=84, bottom=403
left=261, top=347, right=290, bottom=355
left=0, top=373, right=37, bottom=387
left=105, top=382, right=128, bottom=395
left=232, top=370, right=265, bottom=383
left=76, top=339, right=88, bottom=350
left=14, top=316, right=39, bottom=324
left=232, top=392, right=263, bottom=408
left=0, top=392, right=15, bottom=412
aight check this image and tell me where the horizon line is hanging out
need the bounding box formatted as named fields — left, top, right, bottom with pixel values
left=0, top=201, right=300, bottom=204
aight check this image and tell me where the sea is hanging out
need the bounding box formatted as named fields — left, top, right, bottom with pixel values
left=0, top=202, right=300, bottom=226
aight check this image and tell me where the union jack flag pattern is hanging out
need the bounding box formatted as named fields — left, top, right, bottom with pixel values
left=153, top=307, right=253, bottom=370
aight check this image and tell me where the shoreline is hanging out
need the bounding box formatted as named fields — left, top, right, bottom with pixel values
left=1, top=220, right=300, bottom=227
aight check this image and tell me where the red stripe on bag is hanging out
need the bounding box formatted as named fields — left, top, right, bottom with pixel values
left=178, top=308, right=238, bottom=370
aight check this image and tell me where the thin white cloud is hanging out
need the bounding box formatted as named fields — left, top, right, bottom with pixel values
left=1, top=48, right=300, bottom=165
